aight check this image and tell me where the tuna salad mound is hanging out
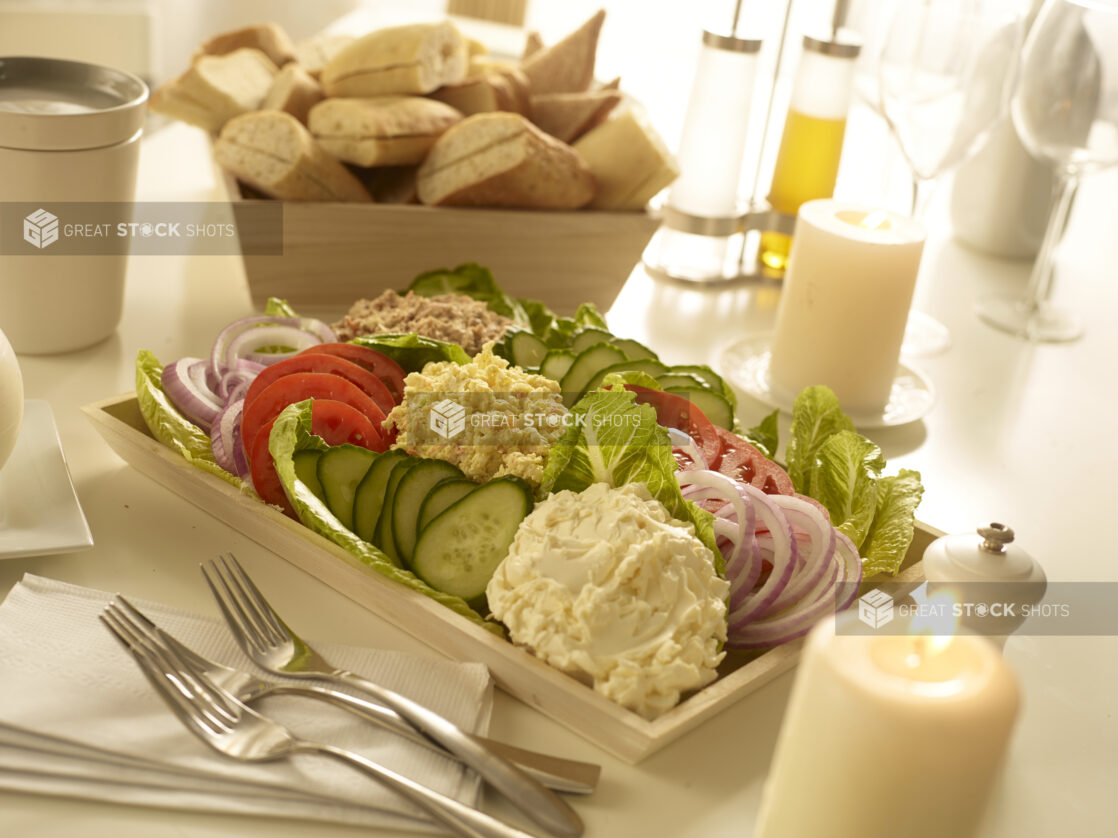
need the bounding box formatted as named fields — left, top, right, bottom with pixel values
left=332, top=290, right=514, bottom=356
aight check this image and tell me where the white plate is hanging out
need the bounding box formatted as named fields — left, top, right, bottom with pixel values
left=720, top=335, right=936, bottom=428
left=0, top=400, right=93, bottom=558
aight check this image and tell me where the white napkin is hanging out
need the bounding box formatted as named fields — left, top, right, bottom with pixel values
left=0, top=574, right=494, bottom=832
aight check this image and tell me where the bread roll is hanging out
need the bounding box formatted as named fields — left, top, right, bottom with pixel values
left=151, top=48, right=278, bottom=132
left=262, top=63, right=324, bottom=124
left=215, top=110, right=371, bottom=202
left=196, top=23, right=297, bottom=67
left=530, top=89, right=621, bottom=143
left=417, top=112, right=595, bottom=209
left=430, top=67, right=529, bottom=117
left=309, top=96, right=462, bottom=167
left=573, top=109, right=678, bottom=210
left=322, top=22, right=468, bottom=97
left=294, top=32, right=355, bottom=79
left=520, top=10, right=604, bottom=95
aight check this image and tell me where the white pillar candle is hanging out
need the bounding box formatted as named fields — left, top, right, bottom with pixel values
left=754, top=614, right=1019, bottom=838
left=768, top=200, right=926, bottom=415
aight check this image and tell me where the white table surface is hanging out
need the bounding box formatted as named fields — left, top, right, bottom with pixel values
left=1, top=119, right=1116, bottom=837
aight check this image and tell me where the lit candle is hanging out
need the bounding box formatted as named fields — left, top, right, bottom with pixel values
left=768, top=200, right=925, bottom=415
left=754, top=613, right=1019, bottom=838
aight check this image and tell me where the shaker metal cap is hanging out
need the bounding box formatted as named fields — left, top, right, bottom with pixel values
left=0, top=56, right=148, bottom=151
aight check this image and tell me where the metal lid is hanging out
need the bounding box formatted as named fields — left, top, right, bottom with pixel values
left=0, top=56, right=148, bottom=151
left=802, top=34, right=862, bottom=59
left=702, top=30, right=763, bottom=54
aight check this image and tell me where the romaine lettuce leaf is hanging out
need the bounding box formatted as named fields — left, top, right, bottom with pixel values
left=268, top=400, right=502, bottom=634
left=135, top=350, right=252, bottom=493
left=539, top=387, right=721, bottom=572
left=861, top=469, right=925, bottom=578
left=785, top=385, right=856, bottom=492
left=809, top=430, right=885, bottom=548
left=264, top=297, right=298, bottom=318
left=350, top=333, right=470, bottom=371
left=407, top=263, right=531, bottom=325
left=601, top=370, right=662, bottom=391
left=742, top=409, right=779, bottom=460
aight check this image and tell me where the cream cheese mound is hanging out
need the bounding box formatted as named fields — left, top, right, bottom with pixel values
left=385, top=344, right=566, bottom=486
left=487, top=482, right=729, bottom=719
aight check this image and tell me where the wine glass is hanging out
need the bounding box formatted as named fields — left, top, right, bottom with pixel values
left=876, top=0, right=1026, bottom=355
left=975, top=0, right=1118, bottom=342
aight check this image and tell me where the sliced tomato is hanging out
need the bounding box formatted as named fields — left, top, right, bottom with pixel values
left=243, top=354, right=394, bottom=417
left=241, top=372, right=388, bottom=460
left=249, top=399, right=381, bottom=516
left=715, top=427, right=794, bottom=495
left=298, top=343, right=405, bottom=404
left=625, top=385, right=722, bottom=469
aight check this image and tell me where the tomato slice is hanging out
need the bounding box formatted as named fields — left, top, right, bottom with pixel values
left=249, top=399, right=381, bottom=516
left=243, top=354, right=395, bottom=417
left=714, top=427, right=794, bottom=495
left=241, top=372, right=388, bottom=460
left=625, top=385, right=722, bottom=469
left=298, top=343, right=405, bottom=404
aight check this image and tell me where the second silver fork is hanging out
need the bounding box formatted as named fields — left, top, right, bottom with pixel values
left=110, top=596, right=597, bottom=795
left=203, top=554, right=584, bottom=838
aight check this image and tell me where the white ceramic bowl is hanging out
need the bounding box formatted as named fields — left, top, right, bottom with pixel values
left=0, top=326, right=23, bottom=470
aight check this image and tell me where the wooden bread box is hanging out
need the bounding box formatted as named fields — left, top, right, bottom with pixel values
left=218, top=166, right=659, bottom=315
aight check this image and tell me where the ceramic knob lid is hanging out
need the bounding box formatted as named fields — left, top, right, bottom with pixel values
left=923, top=522, right=1047, bottom=590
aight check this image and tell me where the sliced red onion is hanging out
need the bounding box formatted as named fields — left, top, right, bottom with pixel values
left=209, top=315, right=335, bottom=380
left=211, top=398, right=248, bottom=479
left=217, top=366, right=261, bottom=402
left=726, top=483, right=796, bottom=627
left=668, top=427, right=707, bottom=470
left=228, top=325, right=324, bottom=368
left=756, top=495, right=835, bottom=618
left=833, top=531, right=863, bottom=611
left=162, top=357, right=221, bottom=433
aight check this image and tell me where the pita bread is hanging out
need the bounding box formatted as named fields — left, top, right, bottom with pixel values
left=520, top=10, right=604, bottom=95
left=530, top=89, right=621, bottom=143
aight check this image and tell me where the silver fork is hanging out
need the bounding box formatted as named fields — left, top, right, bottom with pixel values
left=100, top=599, right=542, bottom=838
left=110, top=596, right=598, bottom=795
left=202, top=554, right=584, bottom=838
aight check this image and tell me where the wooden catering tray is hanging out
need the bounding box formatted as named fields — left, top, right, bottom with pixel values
left=84, top=392, right=934, bottom=763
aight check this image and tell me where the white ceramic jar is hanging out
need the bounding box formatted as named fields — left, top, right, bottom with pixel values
left=0, top=57, right=148, bottom=354
left=0, top=326, right=23, bottom=470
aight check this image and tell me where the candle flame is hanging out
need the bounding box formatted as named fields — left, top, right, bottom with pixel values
left=908, top=585, right=958, bottom=658
left=859, top=210, right=891, bottom=231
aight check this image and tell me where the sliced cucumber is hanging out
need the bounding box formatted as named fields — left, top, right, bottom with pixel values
left=293, top=450, right=325, bottom=502
left=568, top=327, right=614, bottom=354
left=316, top=446, right=378, bottom=531
left=559, top=343, right=626, bottom=406
left=411, top=476, right=533, bottom=600
left=391, top=460, right=465, bottom=566
left=353, top=449, right=408, bottom=544
left=610, top=337, right=658, bottom=361
left=664, top=386, right=735, bottom=430
left=506, top=330, right=548, bottom=370
left=539, top=349, right=577, bottom=382
left=418, top=479, right=477, bottom=533
left=670, top=364, right=737, bottom=409
left=581, top=358, right=669, bottom=397
left=654, top=372, right=708, bottom=391
left=374, top=458, right=420, bottom=561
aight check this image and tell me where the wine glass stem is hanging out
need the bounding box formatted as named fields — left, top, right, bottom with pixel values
left=910, top=175, right=936, bottom=221
left=1024, top=173, right=1079, bottom=315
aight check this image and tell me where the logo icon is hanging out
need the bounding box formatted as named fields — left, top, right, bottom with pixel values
left=23, top=208, right=59, bottom=249
left=858, top=588, right=894, bottom=628
left=429, top=399, right=466, bottom=440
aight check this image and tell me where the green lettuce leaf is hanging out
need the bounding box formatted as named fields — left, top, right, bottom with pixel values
left=785, top=385, right=856, bottom=492
left=268, top=400, right=502, bottom=634
left=808, top=430, right=885, bottom=548
left=861, top=469, right=925, bottom=578
left=407, top=263, right=531, bottom=325
left=264, top=297, right=298, bottom=317
left=134, top=350, right=252, bottom=493
left=742, top=409, right=779, bottom=460
left=601, top=370, right=662, bottom=391
left=350, top=333, right=470, bottom=372
left=539, top=387, right=720, bottom=572
left=573, top=302, right=608, bottom=331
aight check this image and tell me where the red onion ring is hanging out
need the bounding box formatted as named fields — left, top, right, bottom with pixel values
left=162, top=357, right=221, bottom=433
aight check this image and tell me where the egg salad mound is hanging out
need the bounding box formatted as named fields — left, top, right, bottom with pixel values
left=384, top=343, right=567, bottom=486
left=487, top=482, right=729, bottom=719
